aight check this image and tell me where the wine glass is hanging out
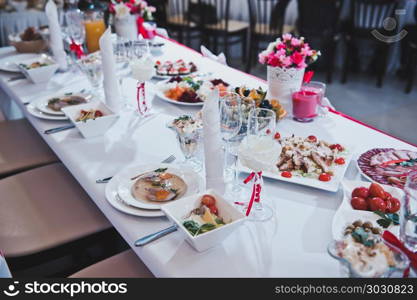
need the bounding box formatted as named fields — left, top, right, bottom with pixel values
left=239, top=108, right=277, bottom=222
left=77, top=53, right=103, bottom=99
left=219, top=92, right=242, bottom=193
left=175, top=128, right=203, bottom=172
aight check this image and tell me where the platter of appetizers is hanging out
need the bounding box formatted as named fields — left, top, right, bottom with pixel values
left=156, top=76, right=230, bottom=106
left=154, top=59, right=198, bottom=79
left=357, top=148, right=417, bottom=188
left=238, top=134, right=353, bottom=192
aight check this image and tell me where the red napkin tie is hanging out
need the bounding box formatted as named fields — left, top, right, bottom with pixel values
left=243, top=171, right=262, bottom=216
left=303, top=71, right=314, bottom=84
left=69, top=39, right=84, bottom=59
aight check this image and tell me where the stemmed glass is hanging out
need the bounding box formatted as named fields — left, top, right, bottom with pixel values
left=219, top=92, right=242, bottom=193
left=239, top=108, right=276, bottom=222
left=77, top=53, right=103, bottom=99
left=176, top=128, right=203, bottom=172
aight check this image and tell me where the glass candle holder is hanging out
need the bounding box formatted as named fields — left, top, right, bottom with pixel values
left=292, top=90, right=319, bottom=122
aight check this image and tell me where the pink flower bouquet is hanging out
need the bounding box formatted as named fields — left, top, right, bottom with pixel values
left=258, top=33, right=320, bottom=69
left=109, top=0, right=156, bottom=20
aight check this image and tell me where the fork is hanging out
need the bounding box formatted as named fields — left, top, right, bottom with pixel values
left=96, top=154, right=177, bottom=183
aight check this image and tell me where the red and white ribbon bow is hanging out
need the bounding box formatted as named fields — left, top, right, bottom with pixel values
left=136, top=82, right=148, bottom=115
left=243, top=171, right=263, bottom=216
left=69, top=39, right=84, bottom=59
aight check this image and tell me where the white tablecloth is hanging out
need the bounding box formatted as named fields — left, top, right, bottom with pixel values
left=0, top=10, right=48, bottom=47
left=0, top=37, right=416, bottom=277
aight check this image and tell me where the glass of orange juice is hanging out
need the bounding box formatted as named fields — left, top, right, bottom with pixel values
left=84, top=11, right=106, bottom=53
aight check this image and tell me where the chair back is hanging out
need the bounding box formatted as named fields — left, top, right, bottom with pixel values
left=165, top=0, right=193, bottom=26
left=297, top=0, right=343, bottom=37
left=198, top=0, right=230, bottom=31
left=351, top=0, right=398, bottom=30
left=247, top=0, right=291, bottom=37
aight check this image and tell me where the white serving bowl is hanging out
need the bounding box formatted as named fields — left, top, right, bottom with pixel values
left=61, top=101, right=119, bottom=138
left=17, top=55, right=59, bottom=83
left=162, top=189, right=246, bottom=252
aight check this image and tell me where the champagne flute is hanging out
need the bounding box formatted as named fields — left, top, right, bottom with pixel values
left=219, top=92, right=242, bottom=193
left=239, top=108, right=276, bottom=222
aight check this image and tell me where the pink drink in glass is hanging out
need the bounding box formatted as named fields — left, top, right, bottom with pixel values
left=292, top=90, right=319, bottom=122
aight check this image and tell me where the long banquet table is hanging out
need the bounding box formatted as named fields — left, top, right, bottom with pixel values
left=0, top=36, right=416, bottom=277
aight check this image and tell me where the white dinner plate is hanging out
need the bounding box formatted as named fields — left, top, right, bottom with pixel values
left=238, top=144, right=354, bottom=193
left=0, top=53, right=40, bottom=72
left=117, top=163, right=200, bottom=210
left=26, top=103, right=69, bottom=121
left=331, top=179, right=402, bottom=239
left=105, top=173, right=165, bottom=218
left=35, top=93, right=91, bottom=116
left=155, top=80, right=204, bottom=107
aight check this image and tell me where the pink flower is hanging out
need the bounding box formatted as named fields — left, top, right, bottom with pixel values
left=282, top=33, right=292, bottom=41
left=258, top=52, right=267, bottom=64
left=291, top=37, right=301, bottom=47
left=267, top=53, right=280, bottom=67
left=297, top=61, right=307, bottom=69
left=276, top=43, right=286, bottom=50
left=279, top=55, right=292, bottom=68
left=291, top=52, right=304, bottom=66
left=276, top=48, right=286, bottom=57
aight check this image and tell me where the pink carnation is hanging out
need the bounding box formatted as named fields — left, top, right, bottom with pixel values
left=282, top=33, right=292, bottom=41
left=291, top=37, right=301, bottom=47
left=291, top=52, right=304, bottom=66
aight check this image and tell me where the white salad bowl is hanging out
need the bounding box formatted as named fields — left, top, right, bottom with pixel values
left=17, top=55, right=59, bottom=84
left=162, top=189, right=246, bottom=252
left=61, top=101, right=119, bottom=138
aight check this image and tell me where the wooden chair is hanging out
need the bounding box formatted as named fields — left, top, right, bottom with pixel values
left=70, top=250, right=154, bottom=278
left=0, top=119, right=58, bottom=178
left=341, top=0, right=398, bottom=87
left=246, top=0, right=291, bottom=72
left=297, top=0, right=343, bottom=83
left=198, top=0, right=249, bottom=66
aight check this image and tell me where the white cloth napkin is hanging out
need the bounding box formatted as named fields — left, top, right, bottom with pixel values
left=99, top=28, right=121, bottom=113
left=201, top=45, right=227, bottom=65
left=202, top=90, right=225, bottom=194
left=45, top=0, right=67, bottom=70
left=0, top=254, right=11, bottom=278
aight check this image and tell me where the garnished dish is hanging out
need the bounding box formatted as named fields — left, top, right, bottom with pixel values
left=358, top=148, right=417, bottom=188
left=182, top=194, right=228, bottom=236
left=76, top=109, right=104, bottom=122
left=330, top=220, right=402, bottom=277
left=19, top=61, right=50, bottom=69
left=276, top=135, right=347, bottom=182
left=169, top=114, right=203, bottom=133
left=235, top=86, right=287, bottom=120
left=131, top=168, right=187, bottom=202
left=157, top=76, right=229, bottom=105
left=155, top=59, right=197, bottom=76
left=47, top=95, right=87, bottom=112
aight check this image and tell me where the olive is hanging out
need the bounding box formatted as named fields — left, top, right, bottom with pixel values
left=259, top=100, right=272, bottom=109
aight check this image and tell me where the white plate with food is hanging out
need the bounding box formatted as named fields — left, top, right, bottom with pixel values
left=0, top=53, right=40, bottom=72
left=116, top=164, right=200, bottom=210
left=332, top=179, right=402, bottom=240
left=356, top=148, right=417, bottom=189
left=26, top=103, right=69, bottom=121
left=105, top=171, right=164, bottom=218
left=155, top=76, right=230, bottom=107
left=153, top=59, right=198, bottom=79
left=35, top=93, right=90, bottom=116
left=238, top=134, right=354, bottom=192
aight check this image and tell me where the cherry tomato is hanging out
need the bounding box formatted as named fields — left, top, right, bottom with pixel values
left=385, top=199, right=392, bottom=213
left=335, top=158, right=345, bottom=165
left=307, top=135, right=317, bottom=143
left=208, top=205, right=218, bottom=215
left=352, top=187, right=370, bottom=199
left=266, top=129, right=271, bottom=135
left=384, top=191, right=392, bottom=201
left=389, top=197, right=401, bottom=213
left=274, top=132, right=281, bottom=140
left=94, top=110, right=103, bottom=117
left=319, top=173, right=331, bottom=182
left=369, top=197, right=387, bottom=212
left=330, top=144, right=344, bottom=151
left=369, top=183, right=386, bottom=199
left=201, top=194, right=216, bottom=207
left=351, top=197, right=368, bottom=210
left=281, top=171, right=292, bottom=178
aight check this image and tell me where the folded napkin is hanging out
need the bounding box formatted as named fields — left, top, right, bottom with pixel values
left=45, top=0, right=68, bottom=70
left=99, top=28, right=121, bottom=112
left=202, top=90, right=225, bottom=194
left=0, top=252, right=11, bottom=278
left=201, top=45, right=227, bottom=65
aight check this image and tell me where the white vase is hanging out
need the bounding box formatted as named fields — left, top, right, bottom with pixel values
left=267, top=66, right=305, bottom=114
left=114, top=14, right=138, bottom=40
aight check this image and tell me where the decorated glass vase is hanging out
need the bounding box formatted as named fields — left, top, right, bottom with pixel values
left=114, top=14, right=138, bottom=40
left=267, top=66, right=305, bottom=114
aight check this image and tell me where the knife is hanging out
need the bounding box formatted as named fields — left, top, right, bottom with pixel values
left=134, top=225, right=178, bottom=247
left=44, top=124, right=75, bottom=134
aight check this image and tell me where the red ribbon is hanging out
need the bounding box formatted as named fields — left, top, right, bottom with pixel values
left=136, top=16, right=149, bottom=39
left=382, top=230, right=417, bottom=277
left=136, top=82, right=147, bottom=115
left=303, top=71, right=314, bottom=84
left=69, top=39, right=84, bottom=59
left=243, top=171, right=262, bottom=216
